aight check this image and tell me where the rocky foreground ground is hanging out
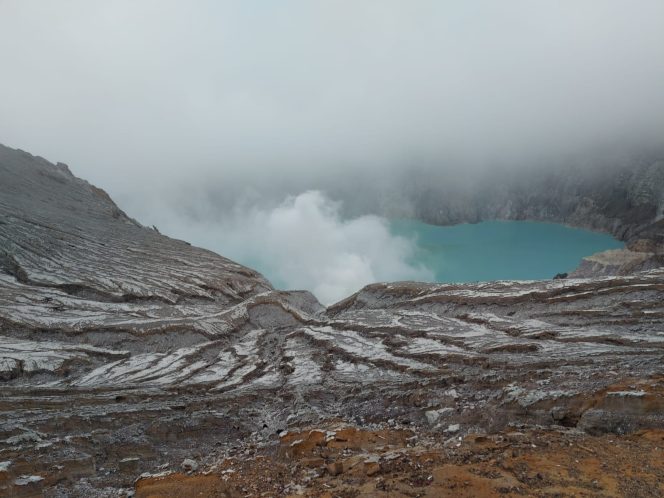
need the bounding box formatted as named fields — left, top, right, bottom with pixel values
left=1, top=144, right=663, bottom=497
left=134, top=423, right=664, bottom=498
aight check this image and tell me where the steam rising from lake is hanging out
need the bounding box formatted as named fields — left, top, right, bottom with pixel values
left=145, top=191, right=433, bottom=304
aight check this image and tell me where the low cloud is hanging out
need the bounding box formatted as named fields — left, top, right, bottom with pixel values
left=138, top=191, right=433, bottom=304
left=1, top=1, right=664, bottom=199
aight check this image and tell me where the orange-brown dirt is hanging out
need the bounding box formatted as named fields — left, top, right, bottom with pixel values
left=134, top=426, right=664, bottom=498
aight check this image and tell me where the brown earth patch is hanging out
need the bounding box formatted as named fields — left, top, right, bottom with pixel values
left=135, top=473, right=236, bottom=498
left=134, top=425, right=664, bottom=497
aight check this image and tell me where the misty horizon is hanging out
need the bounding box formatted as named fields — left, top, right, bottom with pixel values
left=1, top=1, right=663, bottom=302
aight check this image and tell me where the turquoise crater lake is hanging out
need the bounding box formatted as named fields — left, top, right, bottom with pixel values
left=390, top=220, right=624, bottom=283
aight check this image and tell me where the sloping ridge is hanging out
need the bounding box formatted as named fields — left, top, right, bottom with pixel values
left=0, top=144, right=273, bottom=305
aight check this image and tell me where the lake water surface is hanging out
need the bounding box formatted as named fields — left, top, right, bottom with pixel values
left=390, top=219, right=623, bottom=283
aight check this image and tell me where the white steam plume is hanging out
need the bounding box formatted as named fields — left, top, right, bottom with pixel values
left=140, top=191, right=433, bottom=304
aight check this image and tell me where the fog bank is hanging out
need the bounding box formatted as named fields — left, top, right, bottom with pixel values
left=1, top=1, right=663, bottom=201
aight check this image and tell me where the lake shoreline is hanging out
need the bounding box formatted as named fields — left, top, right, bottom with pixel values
left=389, top=219, right=624, bottom=284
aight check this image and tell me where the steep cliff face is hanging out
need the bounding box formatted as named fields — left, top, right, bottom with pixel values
left=404, top=158, right=664, bottom=242
left=1, top=145, right=664, bottom=497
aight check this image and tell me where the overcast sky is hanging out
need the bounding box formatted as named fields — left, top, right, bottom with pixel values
left=1, top=0, right=664, bottom=198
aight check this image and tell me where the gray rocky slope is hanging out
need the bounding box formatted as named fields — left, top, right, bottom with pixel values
left=0, top=143, right=663, bottom=496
